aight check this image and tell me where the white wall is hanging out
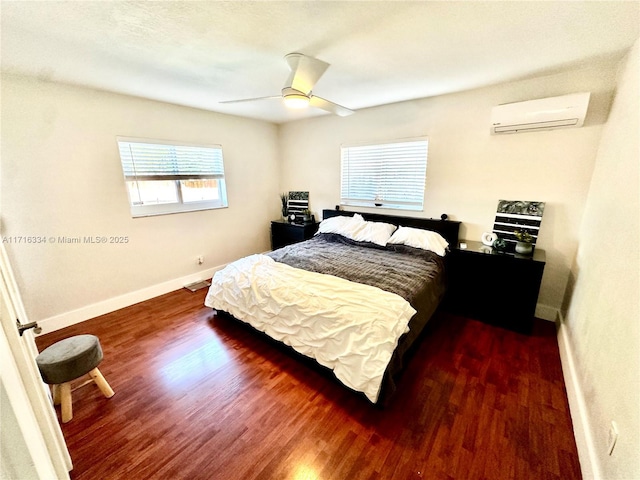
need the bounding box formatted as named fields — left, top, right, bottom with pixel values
left=561, top=39, right=639, bottom=479
left=278, top=59, right=620, bottom=318
left=0, top=75, right=280, bottom=328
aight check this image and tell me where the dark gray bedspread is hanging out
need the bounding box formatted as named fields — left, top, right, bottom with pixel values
left=267, top=233, right=447, bottom=404
left=267, top=233, right=445, bottom=309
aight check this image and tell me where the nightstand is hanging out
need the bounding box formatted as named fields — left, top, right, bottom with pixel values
left=271, top=221, right=320, bottom=250
left=445, top=240, right=546, bottom=333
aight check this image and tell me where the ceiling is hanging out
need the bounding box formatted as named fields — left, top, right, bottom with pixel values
left=1, top=1, right=638, bottom=124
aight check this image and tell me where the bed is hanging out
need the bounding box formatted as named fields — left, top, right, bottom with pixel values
left=204, top=209, right=460, bottom=405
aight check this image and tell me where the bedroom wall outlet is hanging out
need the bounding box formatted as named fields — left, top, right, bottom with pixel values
left=607, top=421, right=618, bottom=455
left=197, top=255, right=204, bottom=265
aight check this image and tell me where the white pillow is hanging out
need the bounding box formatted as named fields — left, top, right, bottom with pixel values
left=387, top=226, right=449, bottom=256
left=350, top=221, right=397, bottom=246
left=316, top=214, right=365, bottom=237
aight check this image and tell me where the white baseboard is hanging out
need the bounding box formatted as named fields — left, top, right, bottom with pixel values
left=36, top=265, right=227, bottom=335
left=556, top=312, right=600, bottom=479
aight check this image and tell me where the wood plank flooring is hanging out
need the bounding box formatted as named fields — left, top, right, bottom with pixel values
left=36, top=288, right=581, bottom=480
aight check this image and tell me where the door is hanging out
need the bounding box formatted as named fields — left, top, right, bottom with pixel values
left=0, top=241, right=72, bottom=479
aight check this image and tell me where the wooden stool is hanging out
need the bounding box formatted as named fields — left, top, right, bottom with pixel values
left=36, top=334, right=114, bottom=423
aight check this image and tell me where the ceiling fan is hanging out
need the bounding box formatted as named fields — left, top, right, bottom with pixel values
left=220, top=53, right=354, bottom=117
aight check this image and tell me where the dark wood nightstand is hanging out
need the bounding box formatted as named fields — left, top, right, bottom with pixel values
left=444, top=240, right=546, bottom=333
left=271, top=221, right=320, bottom=250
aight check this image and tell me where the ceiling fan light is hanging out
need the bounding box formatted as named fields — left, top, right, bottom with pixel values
left=283, top=93, right=310, bottom=109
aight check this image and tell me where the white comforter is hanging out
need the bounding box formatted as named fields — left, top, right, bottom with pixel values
left=204, top=254, right=416, bottom=402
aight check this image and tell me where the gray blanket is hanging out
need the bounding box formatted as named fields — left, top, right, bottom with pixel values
left=267, top=233, right=445, bottom=308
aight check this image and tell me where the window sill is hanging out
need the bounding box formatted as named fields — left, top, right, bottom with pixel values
left=130, top=202, right=228, bottom=218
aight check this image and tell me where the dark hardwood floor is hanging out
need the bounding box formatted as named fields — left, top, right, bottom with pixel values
left=36, top=288, right=581, bottom=480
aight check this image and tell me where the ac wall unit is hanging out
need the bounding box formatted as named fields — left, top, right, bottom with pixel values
left=491, top=92, right=590, bottom=134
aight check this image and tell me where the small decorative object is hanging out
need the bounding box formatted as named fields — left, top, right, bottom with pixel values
left=515, top=242, right=533, bottom=255
left=280, top=193, right=288, bottom=220
left=514, top=230, right=534, bottom=255
left=441, top=214, right=448, bottom=220
left=301, top=209, right=312, bottom=223
left=493, top=237, right=507, bottom=251
left=288, top=191, right=310, bottom=223
left=289, top=214, right=296, bottom=223
left=481, top=231, right=498, bottom=246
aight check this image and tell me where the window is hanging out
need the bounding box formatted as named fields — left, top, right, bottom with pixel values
left=117, top=137, right=228, bottom=217
left=340, top=138, right=428, bottom=211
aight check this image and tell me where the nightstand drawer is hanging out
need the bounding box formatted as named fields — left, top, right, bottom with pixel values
left=445, top=240, right=545, bottom=333
left=271, top=221, right=319, bottom=250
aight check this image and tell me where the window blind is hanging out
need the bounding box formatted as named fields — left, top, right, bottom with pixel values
left=116, top=137, right=228, bottom=217
left=117, top=140, right=225, bottom=181
left=341, top=139, right=427, bottom=211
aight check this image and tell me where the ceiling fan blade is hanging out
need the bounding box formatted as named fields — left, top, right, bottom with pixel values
left=309, top=95, right=354, bottom=117
left=284, top=53, right=329, bottom=95
left=219, top=95, right=280, bottom=104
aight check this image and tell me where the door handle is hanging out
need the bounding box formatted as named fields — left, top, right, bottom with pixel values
left=16, top=319, right=42, bottom=336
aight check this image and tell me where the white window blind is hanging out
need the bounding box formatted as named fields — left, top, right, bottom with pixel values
left=340, top=138, right=428, bottom=211
left=117, top=137, right=228, bottom=217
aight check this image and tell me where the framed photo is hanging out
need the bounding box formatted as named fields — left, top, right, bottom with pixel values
left=492, top=200, right=545, bottom=251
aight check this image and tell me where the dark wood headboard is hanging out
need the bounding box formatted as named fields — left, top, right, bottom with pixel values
left=322, top=209, right=461, bottom=246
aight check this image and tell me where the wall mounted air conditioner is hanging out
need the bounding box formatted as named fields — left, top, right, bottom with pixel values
left=491, top=92, right=590, bottom=134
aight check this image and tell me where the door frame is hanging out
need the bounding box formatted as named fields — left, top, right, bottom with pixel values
left=0, top=240, right=72, bottom=479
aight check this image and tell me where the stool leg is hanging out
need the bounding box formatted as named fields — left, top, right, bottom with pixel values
left=52, top=384, right=61, bottom=405
left=89, top=368, right=114, bottom=398
left=60, top=382, right=72, bottom=423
